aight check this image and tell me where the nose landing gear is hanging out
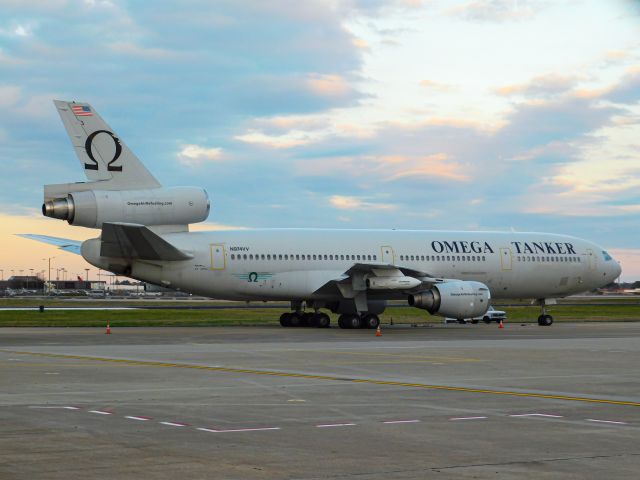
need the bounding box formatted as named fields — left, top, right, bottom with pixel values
left=536, top=299, right=554, bottom=326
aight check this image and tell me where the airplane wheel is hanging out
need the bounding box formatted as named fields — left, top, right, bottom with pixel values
left=289, top=312, right=302, bottom=327
left=361, top=314, right=380, bottom=329
left=338, top=314, right=360, bottom=329
left=314, top=313, right=331, bottom=328
left=279, top=312, right=291, bottom=327
left=542, top=315, right=553, bottom=326
left=537, top=315, right=544, bottom=326
left=301, top=312, right=314, bottom=327
left=483, top=317, right=491, bottom=324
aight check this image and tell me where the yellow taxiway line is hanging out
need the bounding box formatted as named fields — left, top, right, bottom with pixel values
left=3, top=349, right=640, bottom=408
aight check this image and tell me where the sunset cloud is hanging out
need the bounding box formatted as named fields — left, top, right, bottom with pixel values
left=329, top=195, right=396, bottom=211
left=177, top=144, right=224, bottom=165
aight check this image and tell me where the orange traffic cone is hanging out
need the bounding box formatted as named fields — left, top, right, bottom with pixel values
left=105, top=322, right=111, bottom=334
left=499, top=320, right=504, bottom=329
left=375, top=326, right=382, bottom=337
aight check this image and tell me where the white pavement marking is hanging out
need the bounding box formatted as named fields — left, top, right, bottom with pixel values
left=449, top=416, right=487, bottom=421
left=44, top=372, right=60, bottom=375
left=160, top=421, right=188, bottom=427
left=586, top=419, right=628, bottom=425
left=509, top=413, right=564, bottom=418
left=197, top=427, right=280, bottom=433
left=28, top=406, right=79, bottom=410
left=316, top=423, right=357, bottom=428
left=125, top=416, right=151, bottom=421
left=89, top=410, right=113, bottom=415
left=383, top=420, right=421, bottom=424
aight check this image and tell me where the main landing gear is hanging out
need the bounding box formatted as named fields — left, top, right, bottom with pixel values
left=279, top=311, right=331, bottom=328
left=279, top=311, right=381, bottom=329
left=337, top=313, right=380, bottom=330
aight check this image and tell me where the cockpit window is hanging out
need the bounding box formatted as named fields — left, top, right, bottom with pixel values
left=602, top=251, right=612, bottom=261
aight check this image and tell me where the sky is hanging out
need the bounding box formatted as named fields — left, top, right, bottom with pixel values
left=0, top=0, right=639, bottom=281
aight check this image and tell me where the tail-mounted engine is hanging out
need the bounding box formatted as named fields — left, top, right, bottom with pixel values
left=42, top=186, right=210, bottom=228
left=408, top=281, right=490, bottom=318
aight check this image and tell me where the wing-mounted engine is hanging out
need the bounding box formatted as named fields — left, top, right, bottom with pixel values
left=408, top=281, right=490, bottom=318
left=43, top=186, right=210, bottom=228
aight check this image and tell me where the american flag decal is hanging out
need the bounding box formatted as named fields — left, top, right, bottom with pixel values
left=71, top=105, right=92, bottom=116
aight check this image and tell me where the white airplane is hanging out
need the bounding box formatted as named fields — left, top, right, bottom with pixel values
left=20, top=100, right=622, bottom=328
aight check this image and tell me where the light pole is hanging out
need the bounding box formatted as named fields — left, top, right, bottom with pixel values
left=85, top=268, right=90, bottom=291
left=43, top=257, right=55, bottom=295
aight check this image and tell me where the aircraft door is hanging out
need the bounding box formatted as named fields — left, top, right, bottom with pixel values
left=381, top=245, right=395, bottom=264
left=586, top=249, right=596, bottom=271
left=210, top=244, right=226, bottom=270
left=500, top=247, right=512, bottom=270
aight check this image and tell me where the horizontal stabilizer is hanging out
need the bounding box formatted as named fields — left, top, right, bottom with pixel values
left=16, top=234, right=82, bottom=255
left=101, top=222, right=193, bottom=261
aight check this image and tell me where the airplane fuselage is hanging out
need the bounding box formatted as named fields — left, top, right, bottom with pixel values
left=83, top=229, right=619, bottom=303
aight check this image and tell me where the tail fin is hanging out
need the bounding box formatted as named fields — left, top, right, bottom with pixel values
left=53, top=100, right=161, bottom=190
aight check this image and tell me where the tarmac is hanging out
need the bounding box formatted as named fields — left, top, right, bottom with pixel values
left=1, top=322, right=639, bottom=479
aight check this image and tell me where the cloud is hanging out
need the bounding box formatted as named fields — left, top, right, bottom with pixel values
left=419, top=79, right=456, bottom=91
left=604, top=68, right=640, bottom=104
left=495, top=74, right=579, bottom=97
left=0, top=85, right=21, bottom=107
left=177, top=144, right=223, bottom=165
left=450, top=0, right=546, bottom=22
left=382, top=154, right=470, bottom=182
left=329, top=195, right=396, bottom=211
left=108, top=42, right=183, bottom=60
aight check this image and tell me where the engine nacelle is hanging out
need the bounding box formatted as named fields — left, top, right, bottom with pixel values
left=42, top=187, right=210, bottom=228
left=366, top=275, right=421, bottom=290
left=408, top=281, right=490, bottom=318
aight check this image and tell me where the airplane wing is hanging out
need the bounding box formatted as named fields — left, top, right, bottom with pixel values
left=16, top=234, right=82, bottom=255
left=100, top=222, right=193, bottom=261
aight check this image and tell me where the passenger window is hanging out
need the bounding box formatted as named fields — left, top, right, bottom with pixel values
left=231, top=254, right=235, bottom=260
left=249, top=254, right=253, bottom=260
left=284, top=254, right=288, bottom=260
left=367, top=255, right=371, bottom=260
left=373, top=255, right=377, bottom=260
left=312, top=255, right=316, bottom=260
left=482, top=256, right=486, bottom=261
left=243, top=254, right=247, bottom=260
left=340, top=255, right=344, bottom=260
left=324, top=255, right=328, bottom=260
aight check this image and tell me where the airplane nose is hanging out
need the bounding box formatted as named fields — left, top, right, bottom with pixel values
left=613, top=261, right=622, bottom=279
